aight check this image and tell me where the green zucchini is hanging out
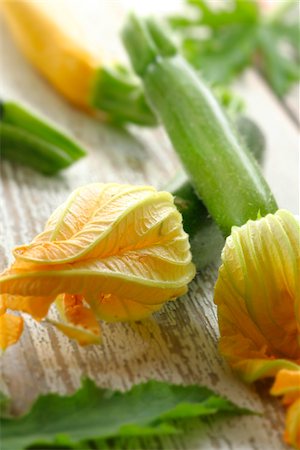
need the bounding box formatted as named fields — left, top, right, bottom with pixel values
left=168, top=116, right=266, bottom=270
left=122, top=16, right=277, bottom=236
left=0, top=123, right=74, bottom=175
left=0, top=101, right=86, bottom=174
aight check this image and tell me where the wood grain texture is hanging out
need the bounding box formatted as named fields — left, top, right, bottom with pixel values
left=1, top=1, right=298, bottom=449
left=234, top=71, right=299, bottom=215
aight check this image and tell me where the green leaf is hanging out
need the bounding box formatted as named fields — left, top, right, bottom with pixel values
left=1, top=379, right=251, bottom=450
left=170, top=0, right=300, bottom=96
left=182, top=24, right=257, bottom=85
left=186, top=0, right=259, bottom=29
left=257, top=25, right=300, bottom=96
left=270, top=22, right=300, bottom=56
left=0, top=391, right=12, bottom=419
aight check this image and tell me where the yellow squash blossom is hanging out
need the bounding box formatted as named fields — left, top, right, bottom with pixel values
left=0, top=183, right=195, bottom=349
left=214, top=209, right=300, bottom=448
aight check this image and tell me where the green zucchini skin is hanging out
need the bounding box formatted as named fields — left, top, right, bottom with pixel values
left=122, top=16, right=278, bottom=236
left=168, top=116, right=265, bottom=270
left=0, top=123, right=74, bottom=175
left=144, top=57, right=277, bottom=235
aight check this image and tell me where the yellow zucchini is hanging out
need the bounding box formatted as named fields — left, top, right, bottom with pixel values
left=1, top=0, right=99, bottom=109
left=1, top=0, right=156, bottom=125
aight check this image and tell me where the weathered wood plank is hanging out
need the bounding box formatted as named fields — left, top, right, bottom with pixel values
left=283, top=83, right=300, bottom=124
left=0, top=1, right=297, bottom=449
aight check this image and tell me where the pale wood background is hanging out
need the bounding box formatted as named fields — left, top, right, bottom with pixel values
left=0, top=1, right=299, bottom=449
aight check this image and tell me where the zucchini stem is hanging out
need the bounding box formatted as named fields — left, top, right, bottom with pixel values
left=90, top=64, right=158, bottom=126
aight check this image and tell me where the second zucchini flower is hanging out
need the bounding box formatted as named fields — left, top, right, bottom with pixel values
left=214, top=209, right=300, bottom=448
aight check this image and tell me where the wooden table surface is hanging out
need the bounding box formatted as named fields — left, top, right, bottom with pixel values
left=0, top=1, right=299, bottom=449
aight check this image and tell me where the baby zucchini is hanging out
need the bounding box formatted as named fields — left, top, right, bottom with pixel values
left=122, top=16, right=278, bottom=236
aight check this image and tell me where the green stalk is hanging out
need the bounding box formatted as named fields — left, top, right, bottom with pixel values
left=122, top=15, right=277, bottom=236
left=0, top=123, right=73, bottom=175
left=0, top=101, right=86, bottom=175
left=90, top=64, right=158, bottom=126
left=1, top=101, right=86, bottom=160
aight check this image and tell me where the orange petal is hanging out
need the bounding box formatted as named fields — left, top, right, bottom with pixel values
left=283, top=397, right=300, bottom=449
left=0, top=252, right=194, bottom=304
left=0, top=296, right=7, bottom=315
left=49, top=320, right=101, bottom=346
left=50, top=294, right=101, bottom=345
left=0, top=312, right=23, bottom=350
left=271, top=368, right=300, bottom=405
left=89, top=293, right=165, bottom=322
left=13, top=185, right=158, bottom=264
left=2, top=293, right=54, bottom=320
left=270, top=369, right=300, bottom=449
left=57, top=294, right=100, bottom=331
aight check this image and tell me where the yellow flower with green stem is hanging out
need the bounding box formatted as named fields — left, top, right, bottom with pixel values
left=215, top=210, right=300, bottom=448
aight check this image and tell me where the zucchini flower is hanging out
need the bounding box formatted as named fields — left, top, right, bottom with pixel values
left=0, top=183, right=195, bottom=348
left=214, top=209, right=300, bottom=448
